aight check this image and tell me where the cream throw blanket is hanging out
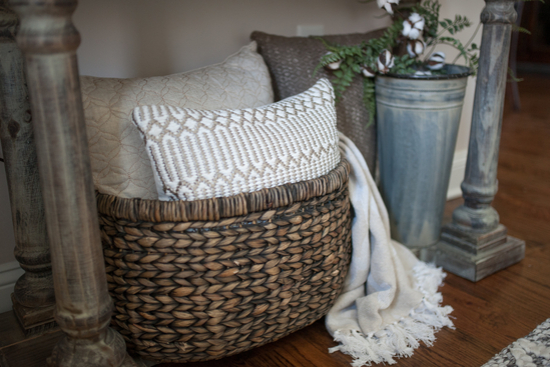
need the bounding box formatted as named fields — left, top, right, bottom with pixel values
left=327, top=133, right=455, bottom=366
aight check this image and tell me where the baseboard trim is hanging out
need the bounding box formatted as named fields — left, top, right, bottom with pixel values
left=447, top=149, right=467, bottom=200
left=0, top=261, right=24, bottom=314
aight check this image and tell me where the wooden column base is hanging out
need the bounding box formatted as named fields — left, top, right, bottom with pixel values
left=435, top=223, right=525, bottom=281
left=11, top=293, right=57, bottom=336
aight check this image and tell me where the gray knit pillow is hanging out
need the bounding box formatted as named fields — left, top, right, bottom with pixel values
left=251, top=29, right=386, bottom=175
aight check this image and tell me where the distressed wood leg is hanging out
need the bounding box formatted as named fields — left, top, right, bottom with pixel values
left=0, top=0, right=56, bottom=335
left=435, top=0, right=525, bottom=282
left=9, top=0, right=135, bottom=365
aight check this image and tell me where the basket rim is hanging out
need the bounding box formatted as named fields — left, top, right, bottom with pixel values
left=96, top=158, right=350, bottom=223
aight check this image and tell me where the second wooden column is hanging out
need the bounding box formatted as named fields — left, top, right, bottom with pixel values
left=435, top=0, right=525, bottom=282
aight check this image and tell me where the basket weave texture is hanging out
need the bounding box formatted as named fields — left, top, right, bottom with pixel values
left=97, top=159, right=353, bottom=363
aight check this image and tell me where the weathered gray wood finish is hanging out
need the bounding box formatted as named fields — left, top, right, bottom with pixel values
left=0, top=0, right=55, bottom=333
left=9, top=0, right=135, bottom=365
left=435, top=0, right=525, bottom=282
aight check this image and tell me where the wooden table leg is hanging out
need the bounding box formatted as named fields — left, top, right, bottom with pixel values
left=0, top=0, right=56, bottom=336
left=435, top=0, right=525, bottom=282
left=8, top=0, right=135, bottom=365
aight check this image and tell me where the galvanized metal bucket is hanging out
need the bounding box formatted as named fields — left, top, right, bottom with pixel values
left=376, top=65, right=470, bottom=250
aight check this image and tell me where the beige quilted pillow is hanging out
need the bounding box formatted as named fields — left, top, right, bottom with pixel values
left=81, top=42, right=274, bottom=199
left=131, top=78, right=340, bottom=201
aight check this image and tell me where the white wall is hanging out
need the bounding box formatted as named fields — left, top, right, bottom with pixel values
left=0, top=0, right=484, bottom=312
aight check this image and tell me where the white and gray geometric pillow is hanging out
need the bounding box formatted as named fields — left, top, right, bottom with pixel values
left=81, top=42, right=273, bottom=200
left=131, top=78, right=340, bottom=201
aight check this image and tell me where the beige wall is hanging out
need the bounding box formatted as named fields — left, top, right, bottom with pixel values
left=74, top=0, right=391, bottom=78
left=438, top=1, right=484, bottom=153
left=0, top=0, right=483, bottom=267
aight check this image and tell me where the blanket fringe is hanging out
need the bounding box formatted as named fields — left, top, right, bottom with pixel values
left=329, top=262, right=454, bottom=367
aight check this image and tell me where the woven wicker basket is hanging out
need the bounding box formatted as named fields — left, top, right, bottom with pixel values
left=96, top=159, right=352, bottom=363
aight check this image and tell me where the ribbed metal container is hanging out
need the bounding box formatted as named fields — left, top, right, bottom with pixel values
left=376, top=65, right=470, bottom=249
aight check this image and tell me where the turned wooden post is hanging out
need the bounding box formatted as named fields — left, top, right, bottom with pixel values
left=435, top=0, right=525, bottom=282
left=9, top=0, right=135, bottom=365
left=0, top=0, right=56, bottom=334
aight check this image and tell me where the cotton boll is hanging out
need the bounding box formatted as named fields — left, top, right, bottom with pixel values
left=402, top=20, right=412, bottom=37
left=407, top=39, right=425, bottom=58
left=402, top=13, right=425, bottom=40
left=377, top=0, right=399, bottom=14
left=361, top=65, right=376, bottom=77
left=326, top=60, right=342, bottom=70
left=324, top=52, right=342, bottom=70
left=409, top=13, right=425, bottom=29
left=377, top=49, right=394, bottom=74
left=414, top=70, right=432, bottom=76
left=427, top=52, right=445, bottom=70
left=408, top=27, right=421, bottom=40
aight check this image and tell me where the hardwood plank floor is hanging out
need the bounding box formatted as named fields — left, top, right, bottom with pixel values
left=151, top=73, right=550, bottom=367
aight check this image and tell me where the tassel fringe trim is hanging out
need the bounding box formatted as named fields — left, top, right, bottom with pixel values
left=328, top=262, right=455, bottom=367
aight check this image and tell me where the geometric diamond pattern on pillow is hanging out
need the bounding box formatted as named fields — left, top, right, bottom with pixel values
left=131, top=78, right=340, bottom=201
left=81, top=41, right=274, bottom=199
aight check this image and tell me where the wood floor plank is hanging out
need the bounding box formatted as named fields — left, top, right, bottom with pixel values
left=0, top=311, right=27, bottom=349
left=0, top=311, right=63, bottom=367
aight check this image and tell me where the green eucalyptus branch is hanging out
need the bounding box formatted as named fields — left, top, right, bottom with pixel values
left=451, top=21, right=481, bottom=64
left=512, top=24, right=532, bottom=34
left=363, top=77, right=376, bottom=127
left=508, top=67, right=524, bottom=83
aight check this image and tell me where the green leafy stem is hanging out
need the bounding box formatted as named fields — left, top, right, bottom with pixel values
left=315, top=0, right=482, bottom=126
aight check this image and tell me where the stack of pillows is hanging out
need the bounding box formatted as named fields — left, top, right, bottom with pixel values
left=82, top=42, right=275, bottom=200
left=81, top=31, right=381, bottom=201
